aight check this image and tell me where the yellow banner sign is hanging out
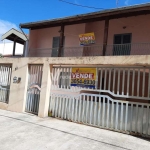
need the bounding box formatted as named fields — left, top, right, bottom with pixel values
left=79, top=32, right=95, bottom=45
left=71, top=68, right=97, bottom=89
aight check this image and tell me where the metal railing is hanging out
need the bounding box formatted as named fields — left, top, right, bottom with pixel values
left=29, top=43, right=150, bottom=57
left=63, top=45, right=103, bottom=57
left=106, top=43, right=150, bottom=56
left=28, top=45, right=103, bottom=57
left=51, top=66, right=150, bottom=101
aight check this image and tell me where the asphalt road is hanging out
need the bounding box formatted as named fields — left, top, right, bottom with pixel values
left=0, top=109, right=150, bottom=150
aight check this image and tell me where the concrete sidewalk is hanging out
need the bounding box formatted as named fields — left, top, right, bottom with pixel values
left=0, top=109, right=150, bottom=150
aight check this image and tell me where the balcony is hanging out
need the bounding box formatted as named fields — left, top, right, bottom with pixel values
left=28, top=43, right=150, bottom=57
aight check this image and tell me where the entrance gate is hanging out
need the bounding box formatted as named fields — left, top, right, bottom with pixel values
left=25, top=65, right=43, bottom=115
left=49, top=65, right=150, bottom=136
left=0, top=65, right=12, bottom=103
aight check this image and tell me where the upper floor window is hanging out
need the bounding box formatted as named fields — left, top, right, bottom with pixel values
left=113, top=33, right=132, bottom=55
left=52, top=36, right=65, bottom=57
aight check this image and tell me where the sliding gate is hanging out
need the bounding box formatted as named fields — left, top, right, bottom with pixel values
left=0, top=65, right=12, bottom=103
left=25, top=65, right=43, bottom=115
left=49, top=66, right=150, bottom=136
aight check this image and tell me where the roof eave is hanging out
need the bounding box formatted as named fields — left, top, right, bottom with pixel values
left=20, top=3, right=150, bottom=29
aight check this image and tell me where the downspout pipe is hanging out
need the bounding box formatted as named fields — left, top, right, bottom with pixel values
left=19, top=25, right=29, bottom=40
left=19, top=25, right=29, bottom=57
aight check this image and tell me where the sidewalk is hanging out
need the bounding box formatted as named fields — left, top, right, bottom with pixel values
left=0, top=109, right=149, bottom=150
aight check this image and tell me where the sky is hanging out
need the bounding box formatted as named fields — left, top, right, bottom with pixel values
left=0, top=0, right=150, bottom=37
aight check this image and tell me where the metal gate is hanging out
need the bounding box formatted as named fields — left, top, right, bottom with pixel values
left=49, top=65, right=150, bottom=136
left=0, top=64, right=12, bottom=103
left=25, top=65, right=43, bottom=115
left=49, top=93, right=150, bottom=135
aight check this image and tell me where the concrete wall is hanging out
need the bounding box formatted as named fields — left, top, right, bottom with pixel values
left=0, top=56, right=150, bottom=117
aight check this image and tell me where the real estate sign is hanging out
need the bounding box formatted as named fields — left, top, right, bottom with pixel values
left=79, top=32, right=95, bottom=45
left=71, top=68, right=97, bottom=89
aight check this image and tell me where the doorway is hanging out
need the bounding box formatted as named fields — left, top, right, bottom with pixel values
left=113, top=33, right=132, bottom=55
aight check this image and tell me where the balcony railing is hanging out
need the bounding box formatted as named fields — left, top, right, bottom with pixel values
left=28, top=43, right=150, bottom=57
left=106, top=43, right=150, bottom=56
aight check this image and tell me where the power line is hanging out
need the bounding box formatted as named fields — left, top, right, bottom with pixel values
left=59, top=0, right=104, bottom=10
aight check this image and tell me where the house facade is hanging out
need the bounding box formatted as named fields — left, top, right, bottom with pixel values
left=0, top=3, right=150, bottom=137
left=20, top=3, right=150, bottom=57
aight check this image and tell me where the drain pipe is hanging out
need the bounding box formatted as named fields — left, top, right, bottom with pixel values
left=19, top=25, right=29, bottom=57
left=19, top=25, right=29, bottom=40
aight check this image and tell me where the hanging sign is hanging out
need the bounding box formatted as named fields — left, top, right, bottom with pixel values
left=79, top=32, right=95, bottom=46
left=71, top=68, right=97, bottom=89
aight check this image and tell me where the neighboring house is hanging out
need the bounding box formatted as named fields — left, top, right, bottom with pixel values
left=20, top=3, right=150, bottom=57
left=1, top=28, right=28, bottom=57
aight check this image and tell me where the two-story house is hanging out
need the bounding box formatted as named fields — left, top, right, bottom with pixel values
left=0, top=3, right=150, bottom=137
left=20, top=3, right=150, bottom=57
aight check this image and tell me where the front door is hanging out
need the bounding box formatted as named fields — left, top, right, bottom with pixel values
left=113, top=33, right=132, bottom=55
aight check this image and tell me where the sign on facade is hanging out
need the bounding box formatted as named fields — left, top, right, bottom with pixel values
left=71, top=68, right=97, bottom=89
left=79, top=32, right=95, bottom=46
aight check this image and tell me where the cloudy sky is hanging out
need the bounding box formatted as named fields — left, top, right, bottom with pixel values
left=0, top=0, right=149, bottom=37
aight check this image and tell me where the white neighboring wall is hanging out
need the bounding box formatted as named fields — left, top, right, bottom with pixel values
left=0, top=40, right=24, bottom=55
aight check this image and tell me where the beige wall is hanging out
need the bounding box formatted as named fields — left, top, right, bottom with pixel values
left=1, top=56, right=150, bottom=117
left=107, top=14, right=150, bottom=55
left=29, top=24, right=86, bottom=50
left=29, top=27, right=60, bottom=57
left=107, top=14, right=150, bottom=44
left=65, top=24, right=86, bottom=47
left=29, top=29, right=37, bottom=49
left=29, top=14, right=150, bottom=49
left=28, top=14, right=150, bottom=57
left=30, top=27, right=60, bottom=49
left=85, top=21, right=105, bottom=45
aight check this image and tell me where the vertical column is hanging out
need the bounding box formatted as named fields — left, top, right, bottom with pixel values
left=58, top=25, right=65, bottom=57
left=103, top=18, right=109, bottom=56
left=23, top=40, right=29, bottom=57
left=38, top=63, right=52, bottom=117
left=8, top=61, right=28, bottom=112
left=13, top=39, right=17, bottom=56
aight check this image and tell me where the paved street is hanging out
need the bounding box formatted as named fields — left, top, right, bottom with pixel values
left=0, top=109, right=150, bottom=150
